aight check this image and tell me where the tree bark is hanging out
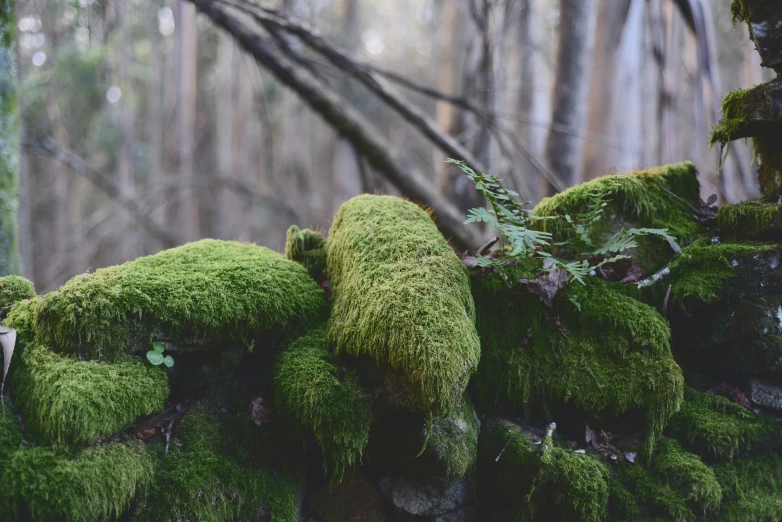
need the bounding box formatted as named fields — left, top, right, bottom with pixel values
left=0, top=0, right=19, bottom=275
left=176, top=0, right=199, bottom=241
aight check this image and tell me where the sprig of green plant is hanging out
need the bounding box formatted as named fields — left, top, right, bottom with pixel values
left=146, top=342, right=174, bottom=368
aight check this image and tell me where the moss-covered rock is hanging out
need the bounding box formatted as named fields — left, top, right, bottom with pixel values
left=0, top=441, right=156, bottom=522
left=717, top=199, right=782, bottom=240
left=134, top=402, right=299, bottom=522
left=730, top=0, right=782, bottom=73
left=714, top=454, right=782, bottom=521
left=3, top=295, right=40, bottom=352
left=426, top=392, right=480, bottom=479
left=0, top=274, right=34, bottom=310
left=474, top=268, right=683, bottom=457
left=666, top=389, right=782, bottom=460
left=274, top=324, right=371, bottom=482
left=13, top=344, right=168, bottom=446
left=33, top=239, right=325, bottom=361
left=326, top=195, right=480, bottom=416
left=285, top=225, right=327, bottom=280
left=533, top=162, right=701, bottom=273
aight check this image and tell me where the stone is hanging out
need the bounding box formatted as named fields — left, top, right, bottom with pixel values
left=747, top=378, right=782, bottom=411
left=434, top=506, right=478, bottom=522
left=379, top=474, right=469, bottom=517
left=310, top=479, right=386, bottom=522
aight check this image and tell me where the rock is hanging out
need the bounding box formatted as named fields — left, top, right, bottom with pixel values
left=379, top=474, right=468, bottom=517
left=747, top=378, right=782, bottom=411
left=434, top=506, right=478, bottom=522
left=310, top=479, right=386, bottom=522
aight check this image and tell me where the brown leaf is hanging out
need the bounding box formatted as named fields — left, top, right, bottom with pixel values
left=708, top=382, right=751, bottom=409
left=249, top=396, right=271, bottom=426
left=520, top=259, right=571, bottom=308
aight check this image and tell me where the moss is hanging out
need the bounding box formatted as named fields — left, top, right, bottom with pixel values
left=533, top=162, right=701, bottom=273
left=3, top=295, right=40, bottom=353
left=0, top=440, right=155, bottom=522
left=667, top=389, right=782, bottom=460
left=717, top=199, right=782, bottom=240
left=0, top=0, right=20, bottom=276
left=426, top=391, right=480, bottom=479
left=0, top=275, right=34, bottom=309
left=713, top=454, right=782, bottom=521
left=13, top=344, right=169, bottom=446
left=613, top=439, right=722, bottom=522
left=478, top=418, right=610, bottom=522
left=134, top=402, right=298, bottom=522
left=0, top=411, right=22, bottom=461
left=710, top=89, right=751, bottom=146
left=34, top=239, right=325, bottom=361
left=326, top=195, right=480, bottom=415
left=274, top=324, right=372, bottom=482
left=285, top=225, right=327, bottom=280
left=474, top=269, right=683, bottom=458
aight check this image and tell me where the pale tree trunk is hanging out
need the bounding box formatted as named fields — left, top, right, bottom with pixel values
left=542, top=0, right=597, bottom=196
left=0, top=0, right=19, bottom=275
left=146, top=0, right=165, bottom=253
left=216, top=32, right=235, bottom=239
left=434, top=0, right=461, bottom=187
left=176, top=0, right=199, bottom=241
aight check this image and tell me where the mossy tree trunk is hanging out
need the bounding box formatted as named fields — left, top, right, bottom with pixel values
left=0, top=0, right=19, bottom=276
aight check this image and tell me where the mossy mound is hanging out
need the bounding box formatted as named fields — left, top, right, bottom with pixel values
left=33, top=239, right=325, bottom=361
left=533, top=162, right=701, bottom=272
left=667, top=389, right=782, bottom=461
left=714, top=454, right=782, bottom=521
left=285, top=225, right=327, bottom=280
left=0, top=441, right=156, bottom=522
left=326, top=195, right=480, bottom=416
left=478, top=418, right=610, bottom=522
left=13, top=344, right=169, bottom=446
left=274, top=324, right=372, bottom=482
left=473, top=268, right=683, bottom=457
left=134, top=402, right=298, bottom=522
left=0, top=275, right=35, bottom=309
left=717, top=199, right=782, bottom=240
left=426, top=391, right=480, bottom=479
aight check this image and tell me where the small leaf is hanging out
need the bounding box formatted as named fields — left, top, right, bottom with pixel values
left=146, top=351, right=164, bottom=366
left=152, top=342, right=165, bottom=354
left=162, top=355, right=174, bottom=368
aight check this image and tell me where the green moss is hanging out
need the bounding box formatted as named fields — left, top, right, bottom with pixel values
left=285, top=225, right=327, bottom=280
left=667, top=389, right=781, bottom=460
left=34, top=239, right=325, bottom=361
left=12, top=344, right=168, bottom=446
left=274, top=324, right=371, bottom=482
left=713, top=454, right=782, bottom=521
left=474, top=270, right=683, bottom=457
left=756, top=137, right=782, bottom=198
left=717, top=199, right=782, bottom=240
left=0, top=411, right=22, bottom=461
left=3, top=295, right=40, bottom=353
left=326, top=195, right=480, bottom=415
left=0, top=275, right=34, bottom=309
left=0, top=440, right=155, bottom=522
left=134, top=402, right=298, bottom=522
left=426, top=391, right=480, bottom=478
left=478, top=418, right=610, bottom=522
left=533, top=162, right=701, bottom=273
left=710, top=89, right=751, bottom=146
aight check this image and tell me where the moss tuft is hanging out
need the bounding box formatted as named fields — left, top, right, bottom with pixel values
left=0, top=412, right=22, bottom=462
left=667, top=389, right=782, bottom=460
left=326, top=195, right=480, bottom=415
left=34, top=239, right=325, bottom=361
left=0, top=275, right=34, bottom=309
left=426, top=391, right=480, bottom=479
left=13, top=344, right=169, bottom=446
left=714, top=454, right=782, bottom=521
left=474, top=270, right=682, bottom=458
left=285, top=225, right=327, bottom=280
left=134, top=402, right=298, bottom=522
left=710, top=89, right=752, bottom=146
left=274, top=324, right=372, bottom=482
left=717, top=199, right=782, bottom=240
left=0, top=441, right=155, bottom=522
left=533, top=162, right=701, bottom=273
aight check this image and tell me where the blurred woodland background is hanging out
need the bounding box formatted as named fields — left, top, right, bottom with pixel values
left=12, top=0, right=774, bottom=292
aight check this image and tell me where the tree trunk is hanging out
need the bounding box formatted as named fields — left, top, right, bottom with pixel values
left=216, top=32, right=234, bottom=239
left=542, top=0, right=597, bottom=196
left=146, top=0, right=166, bottom=253
left=176, top=0, right=199, bottom=241
left=0, top=0, right=19, bottom=275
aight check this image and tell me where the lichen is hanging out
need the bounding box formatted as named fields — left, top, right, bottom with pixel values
left=274, top=324, right=372, bottom=482
left=426, top=391, right=480, bottom=479
left=134, top=402, right=298, bottom=522
left=0, top=441, right=156, bottom=522
left=533, top=162, right=701, bottom=273
left=717, top=199, right=782, bottom=240
left=473, top=269, right=683, bottom=458
left=0, top=275, right=34, bottom=309
left=714, top=454, right=782, bottom=521
left=285, top=225, right=327, bottom=280
left=34, top=239, right=325, bottom=361
left=13, top=344, right=169, bottom=446
left=326, top=195, right=480, bottom=416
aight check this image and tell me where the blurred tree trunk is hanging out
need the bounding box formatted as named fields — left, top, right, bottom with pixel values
left=542, top=0, right=597, bottom=196
left=146, top=1, right=165, bottom=253
left=434, top=0, right=461, bottom=188
left=0, top=0, right=19, bottom=275
left=216, top=32, right=234, bottom=239
left=176, top=0, right=199, bottom=241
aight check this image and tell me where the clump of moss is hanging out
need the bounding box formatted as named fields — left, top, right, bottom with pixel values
left=533, top=162, right=701, bottom=272
left=714, top=454, right=782, bottom=521
left=13, top=344, right=169, bottom=446
left=478, top=418, right=610, bottom=522
left=0, top=441, right=155, bottom=522
left=285, top=225, right=327, bottom=280
left=667, top=389, right=782, bottom=460
left=426, top=391, right=480, bottom=479
left=710, top=88, right=751, bottom=146
left=135, top=402, right=298, bottom=522
left=614, top=439, right=722, bottom=521
left=0, top=412, right=22, bottom=462
left=274, top=324, right=372, bottom=482
left=0, top=275, right=35, bottom=310
left=717, top=199, right=782, bottom=240
left=474, top=269, right=683, bottom=457
left=34, top=239, right=325, bottom=361
left=326, top=195, right=480, bottom=416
